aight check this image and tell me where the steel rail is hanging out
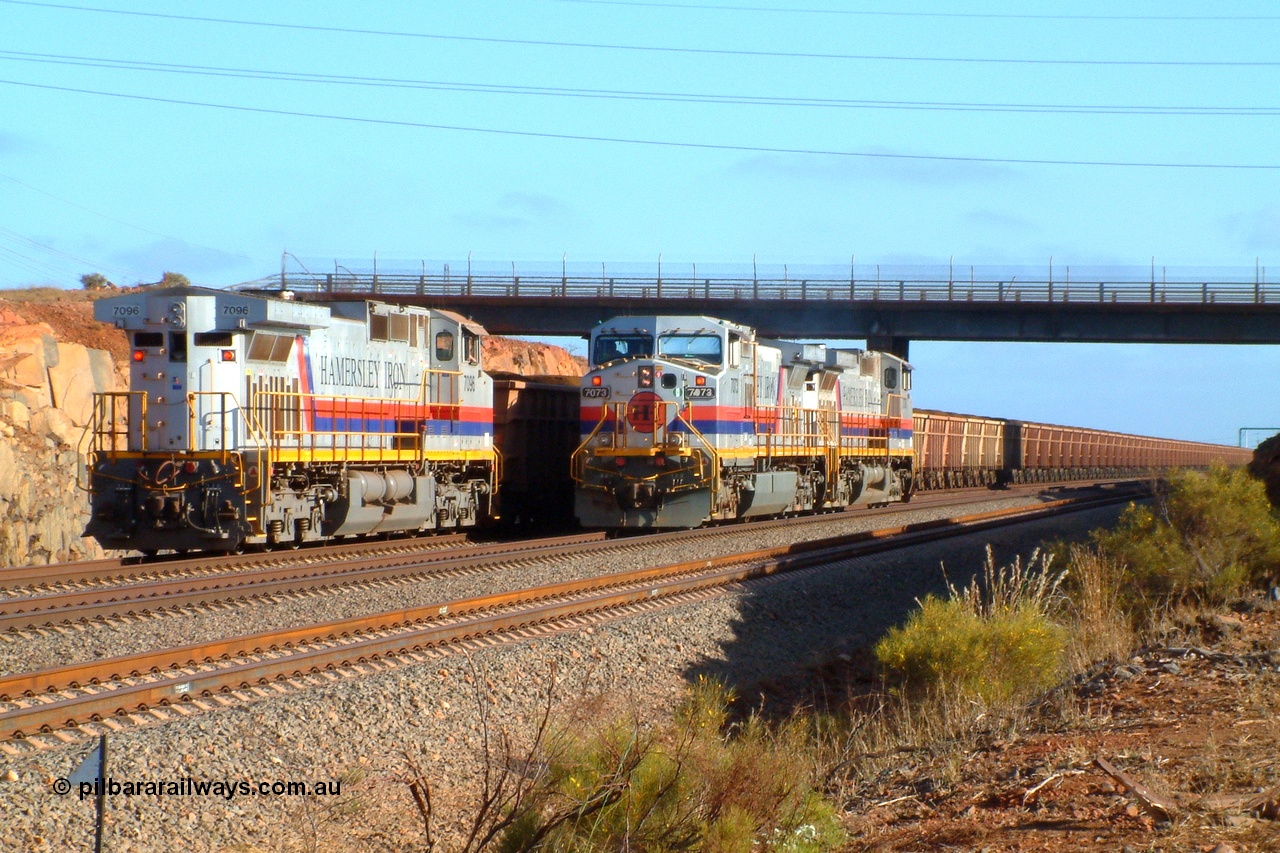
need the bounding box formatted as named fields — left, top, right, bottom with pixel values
left=0, top=487, right=1141, bottom=741
left=0, top=476, right=1130, bottom=591
left=0, top=531, right=609, bottom=632
left=0, top=532, right=476, bottom=589
left=0, top=483, right=978, bottom=589
left=0, top=484, right=1081, bottom=631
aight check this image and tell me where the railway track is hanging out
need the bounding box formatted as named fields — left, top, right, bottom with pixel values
left=0, top=531, right=479, bottom=598
left=0, top=483, right=1122, bottom=633
left=1, top=478, right=1135, bottom=595
left=0, top=484, right=1143, bottom=746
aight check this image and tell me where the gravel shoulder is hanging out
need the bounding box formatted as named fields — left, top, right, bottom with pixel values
left=0, top=500, right=1129, bottom=853
left=0, top=493, right=1061, bottom=677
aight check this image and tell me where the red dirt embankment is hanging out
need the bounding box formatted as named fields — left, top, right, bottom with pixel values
left=0, top=290, right=583, bottom=379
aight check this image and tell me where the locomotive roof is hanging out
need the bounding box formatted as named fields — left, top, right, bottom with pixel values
left=592, top=315, right=754, bottom=336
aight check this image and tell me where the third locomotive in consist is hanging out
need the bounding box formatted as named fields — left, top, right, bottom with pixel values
left=573, top=315, right=915, bottom=528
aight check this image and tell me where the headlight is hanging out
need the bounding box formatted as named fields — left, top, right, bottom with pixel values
left=595, top=434, right=613, bottom=447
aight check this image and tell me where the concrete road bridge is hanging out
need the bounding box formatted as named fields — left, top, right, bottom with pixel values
left=243, top=262, right=1280, bottom=359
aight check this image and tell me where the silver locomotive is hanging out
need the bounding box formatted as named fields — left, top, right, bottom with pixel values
left=572, top=315, right=914, bottom=528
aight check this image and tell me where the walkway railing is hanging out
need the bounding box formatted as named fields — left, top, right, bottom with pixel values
left=256, top=271, right=1280, bottom=306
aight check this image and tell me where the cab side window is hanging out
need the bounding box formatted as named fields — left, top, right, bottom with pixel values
left=463, top=330, right=480, bottom=365
left=435, top=331, right=455, bottom=361
left=883, top=367, right=898, bottom=390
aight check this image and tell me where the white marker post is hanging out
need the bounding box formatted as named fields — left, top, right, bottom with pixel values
left=68, top=734, right=108, bottom=853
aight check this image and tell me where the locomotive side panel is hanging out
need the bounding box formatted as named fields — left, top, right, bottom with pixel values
left=84, top=288, right=497, bottom=554
left=573, top=315, right=915, bottom=530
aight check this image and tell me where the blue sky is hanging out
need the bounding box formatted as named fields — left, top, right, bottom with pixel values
left=0, top=1, right=1277, bottom=445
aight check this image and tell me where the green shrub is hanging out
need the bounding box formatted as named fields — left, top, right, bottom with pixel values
left=1095, top=465, right=1280, bottom=612
left=874, top=550, right=1068, bottom=706
left=497, top=680, right=843, bottom=853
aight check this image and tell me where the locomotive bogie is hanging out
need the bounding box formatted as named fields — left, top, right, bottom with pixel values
left=83, top=287, right=497, bottom=553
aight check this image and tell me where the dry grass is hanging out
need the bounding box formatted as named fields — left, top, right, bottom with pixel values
left=0, top=286, right=89, bottom=303
left=424, top=466, right=1280, bottom=851
left=1060, top=545, right=1136, bottom=669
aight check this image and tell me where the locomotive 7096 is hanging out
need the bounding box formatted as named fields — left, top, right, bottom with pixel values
left=572, top=315, right=914, bottom=528
left=84, top=287, right=497, bottom=554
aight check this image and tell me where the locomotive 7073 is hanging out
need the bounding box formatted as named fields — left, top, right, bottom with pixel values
left=84, top=287, right=496, bottom=554
left=572, top=315, right=914, bottom=529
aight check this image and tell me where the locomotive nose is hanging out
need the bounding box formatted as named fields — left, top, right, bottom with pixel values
left=616, top=480, right=658, bottom=509
left=144, top=494, right=185, bottom=518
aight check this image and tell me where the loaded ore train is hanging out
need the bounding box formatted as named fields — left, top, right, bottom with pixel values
left=570, top=314, right=1250, bottom=529
left=81, top=288, right=1251, bottom=553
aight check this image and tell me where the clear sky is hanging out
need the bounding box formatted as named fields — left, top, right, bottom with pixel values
left=1, top=1, right=1277, bottom=445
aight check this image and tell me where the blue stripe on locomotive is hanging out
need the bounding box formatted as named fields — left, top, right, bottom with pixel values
left=310, top=416, right=491, bottom=436
left=662, top=418, right=914, bottom=440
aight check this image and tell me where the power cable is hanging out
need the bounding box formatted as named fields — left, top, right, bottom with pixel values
left=2, top=76, right=1276, bottom=170
left=0, top=240, right=81, bottom=281
left=1, top=0, right=1277, bottom=67
left=2, top=49, right=1278, bottom=116
left=0, top=172, right=257, bottom=262
left=0, top=223, right=132, bottom=276
left=555, top=0, right=1280, bottom=21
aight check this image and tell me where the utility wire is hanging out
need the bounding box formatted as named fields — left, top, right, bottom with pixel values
left=0, top=239, right=81, bottom=280
left=0, top=171, right=257, bottom=262
left=3, top=49, right=1278, bottom=116
left=0, top=223, right=133, bottom=275
left=1, top=0, right=1277, bottom=67
left=2, top=76, right=1276, bottom=170
left=555, top=0, right=1280, bottom=21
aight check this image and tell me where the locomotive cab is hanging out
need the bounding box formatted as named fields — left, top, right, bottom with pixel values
left=574, top=316, right=744, bottom=527
left=573, top=315, right=916, bottom=530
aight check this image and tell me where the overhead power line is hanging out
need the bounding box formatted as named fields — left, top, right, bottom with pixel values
left=0, top=241, right=79, bottom=280
left=556, top=0, right=1280, bottom=20
left=2, top=0, right=1277, bottom=67
left=3, top=77, right=1277, bottom=170
left=0, top=223, right=133, bottom=276
left=3, top=49, right=1278, bottom=116
left=0, top=172, right=257, bottom=262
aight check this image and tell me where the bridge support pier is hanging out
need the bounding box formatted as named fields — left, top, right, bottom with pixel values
left=867, top=335, right=910, bottom=360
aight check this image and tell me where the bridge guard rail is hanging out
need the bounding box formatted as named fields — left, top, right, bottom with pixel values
left=265, top=270, right=1280, bottom=306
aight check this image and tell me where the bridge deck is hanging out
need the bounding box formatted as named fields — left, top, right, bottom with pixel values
left=244, top=272, right=1280, bottom=343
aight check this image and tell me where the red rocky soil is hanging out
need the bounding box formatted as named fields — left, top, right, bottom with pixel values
left=0, top=289, right=582, bottom=379
left=0, top=291, right=130, bottom=364
left=831, top=601, right=1280, bottom=852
